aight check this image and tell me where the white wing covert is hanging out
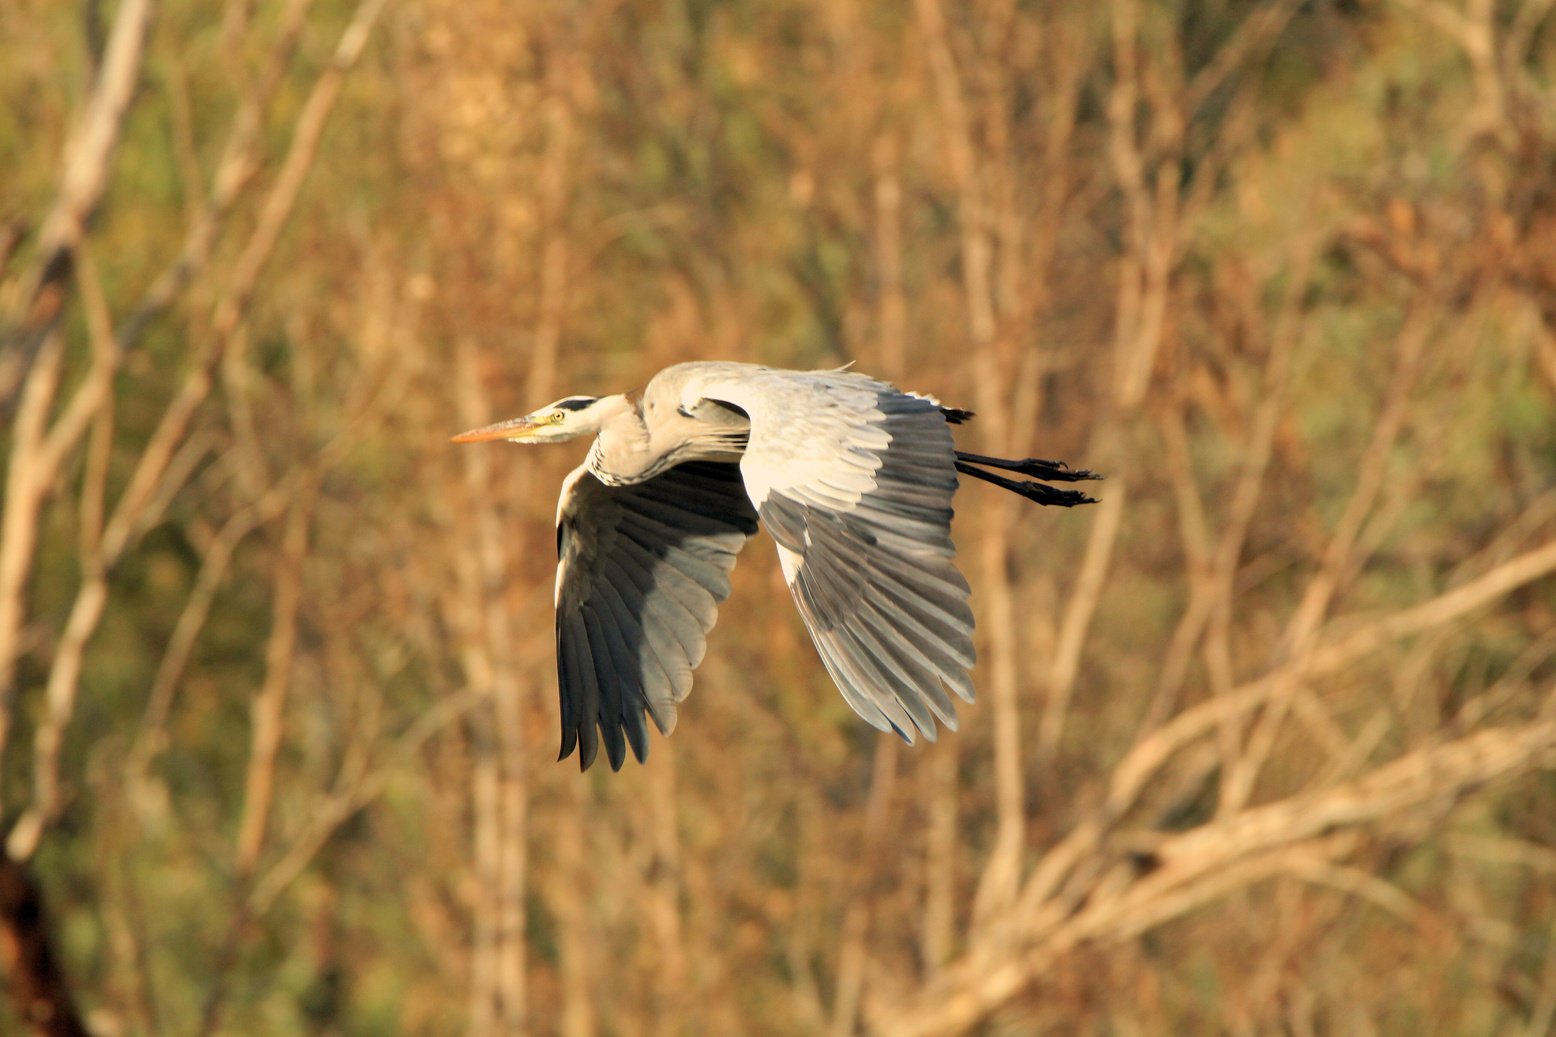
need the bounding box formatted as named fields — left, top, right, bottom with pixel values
left=688, top=368, right=977, bottom=741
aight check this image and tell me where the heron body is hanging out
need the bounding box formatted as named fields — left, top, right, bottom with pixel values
left=452, top=361, right=1098, bottom=771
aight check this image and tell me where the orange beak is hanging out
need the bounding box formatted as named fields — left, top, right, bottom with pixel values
left=450, top=415, right=542, bottom=443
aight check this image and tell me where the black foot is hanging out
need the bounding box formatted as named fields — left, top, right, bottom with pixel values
left=954, top=451, right=1103, bottom=483
left=954, top=461, right=1100, bottom=507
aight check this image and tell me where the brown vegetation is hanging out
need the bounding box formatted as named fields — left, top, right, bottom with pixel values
left=3, top=0, right=1555, bottom=1034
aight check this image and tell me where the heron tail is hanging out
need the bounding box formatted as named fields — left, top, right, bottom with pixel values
left=938, top=405, right=975, bottom=424
left=953, top=451, right=1101, bottom=507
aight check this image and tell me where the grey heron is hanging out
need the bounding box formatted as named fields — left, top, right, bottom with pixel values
left=453, top=361, right=1098, bottom=771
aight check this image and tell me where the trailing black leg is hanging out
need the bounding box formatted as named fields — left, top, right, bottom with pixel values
left=955, top=451, right=1103, bottom=484
left=954, top=461, right=1099, bottom=507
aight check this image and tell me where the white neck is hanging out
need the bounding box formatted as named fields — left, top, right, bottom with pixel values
left=584, top=396, right=654, bottom=485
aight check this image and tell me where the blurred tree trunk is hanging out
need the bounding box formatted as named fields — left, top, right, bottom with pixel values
left=0, top=853, right=89, bottom=1037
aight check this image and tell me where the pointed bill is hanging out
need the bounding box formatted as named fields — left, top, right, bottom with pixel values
left=451, top=415, right=543, bottom=443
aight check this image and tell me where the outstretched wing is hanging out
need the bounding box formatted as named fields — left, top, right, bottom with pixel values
left=555, top=461, right=759, bottom=771
left=688, top=369, right=976, bottom=741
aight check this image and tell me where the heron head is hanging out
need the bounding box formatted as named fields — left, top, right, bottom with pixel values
left=451, top=395, right=624, bottom=445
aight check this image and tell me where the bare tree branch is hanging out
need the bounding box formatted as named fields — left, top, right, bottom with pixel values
left=0, top=0, right=152, bottom=409
left=867, top=717, right=1556, bottom=1037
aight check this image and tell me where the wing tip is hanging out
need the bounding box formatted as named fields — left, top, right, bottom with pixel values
left=562, top=719, right=658, bottom=772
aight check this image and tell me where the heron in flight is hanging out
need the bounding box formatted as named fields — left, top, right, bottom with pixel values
left=453, top=361, right=1098, bottom=771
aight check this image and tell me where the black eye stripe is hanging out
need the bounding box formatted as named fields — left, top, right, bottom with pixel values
left=555, top=398, right=595, bottom=412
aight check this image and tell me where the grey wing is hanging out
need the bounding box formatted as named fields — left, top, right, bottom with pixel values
left=691, top=371, right=976, bottom=741
left=555, top=461, right=759, bottom=771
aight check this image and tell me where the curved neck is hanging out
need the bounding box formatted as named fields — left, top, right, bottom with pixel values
left=584, top=396, right=654, bottom=485
left=582, top=393, right=750, bottom=486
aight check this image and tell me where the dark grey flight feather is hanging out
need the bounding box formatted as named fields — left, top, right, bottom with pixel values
left=555, top=461, right=759, bottom=771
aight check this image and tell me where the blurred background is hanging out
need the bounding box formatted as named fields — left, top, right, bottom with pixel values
left=3, top=0, right=1556, bottom=1034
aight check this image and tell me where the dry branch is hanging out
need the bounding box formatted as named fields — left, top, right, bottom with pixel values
left=0, top=335, right=65, bottom=783
left=0, top=0, right=152, bottom=409
left=233, top=488, right=315, bottom=879
left=859, top=525, right=1556, bottom=1035
left=453, top=338, right=530, bottom=1037
left=913, top=0, right=1032, bottom=927
left=1108, top=534, right=1556, bottom=821
left=868, top=717, right=1556, bottom=1037
left=2, top=0, right=390, bottom=866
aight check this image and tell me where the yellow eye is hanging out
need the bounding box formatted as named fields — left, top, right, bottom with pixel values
left=549, top=412, right=567, bottom=424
